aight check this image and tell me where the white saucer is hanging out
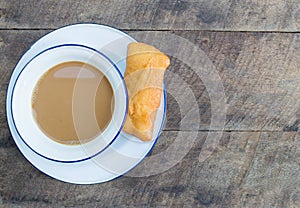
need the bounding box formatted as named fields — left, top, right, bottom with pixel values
left=6, top=24, right=166, bottom=184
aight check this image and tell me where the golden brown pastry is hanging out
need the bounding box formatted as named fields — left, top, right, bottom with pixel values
left=123, top=42, right=170, bottom=141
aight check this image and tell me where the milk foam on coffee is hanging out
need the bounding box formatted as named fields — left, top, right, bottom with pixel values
left=32, top=61, right=114, bottom=145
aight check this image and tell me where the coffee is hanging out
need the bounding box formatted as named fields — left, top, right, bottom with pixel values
left=32, top=61, right=114, bottom=145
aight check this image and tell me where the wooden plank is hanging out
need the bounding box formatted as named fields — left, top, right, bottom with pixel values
left=0, top=0, right=299, bottom=31
left=0, top=30, right=300, bottom=131
left=227, top=132, right=300, bottom=207
left=131, top=31, right=300, bottom=131
left=0, top=84, right=7, bottom=130
left=1, top=131, right=299, bottom=207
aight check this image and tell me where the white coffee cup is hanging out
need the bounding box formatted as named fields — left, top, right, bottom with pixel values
left=11, top=44, right=128, bottom=162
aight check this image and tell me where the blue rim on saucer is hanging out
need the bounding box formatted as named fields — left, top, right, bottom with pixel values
left=9, top=43, right=128, bottom=163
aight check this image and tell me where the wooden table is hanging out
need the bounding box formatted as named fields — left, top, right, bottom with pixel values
left=1, top=0, right=299, bottom=207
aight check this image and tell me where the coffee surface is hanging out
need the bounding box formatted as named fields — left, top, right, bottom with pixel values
left=32, top=61, right=114, bottom=145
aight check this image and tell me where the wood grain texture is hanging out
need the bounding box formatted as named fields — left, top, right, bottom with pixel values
left=1, top=131, right=299, bottom=207
left=0, top=19, right=299, bottom=206
left=0, top=0, right=299, bottom=31
left=0, top=30, right=299, bottom=131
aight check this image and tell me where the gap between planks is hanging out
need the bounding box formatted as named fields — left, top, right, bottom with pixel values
left=0, top=28, right=299, bottom=34
left=162, top=130, right=299, bottom=132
